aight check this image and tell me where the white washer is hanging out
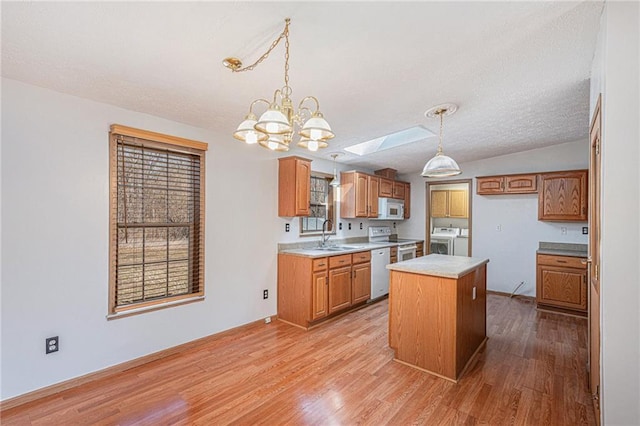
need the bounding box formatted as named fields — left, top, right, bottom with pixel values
left=430, top=227, right=460, bottom=256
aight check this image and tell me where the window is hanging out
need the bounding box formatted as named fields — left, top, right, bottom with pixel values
left=300, top=174, right=335, bottom=235
left=109, top=125, right=207, bottom=316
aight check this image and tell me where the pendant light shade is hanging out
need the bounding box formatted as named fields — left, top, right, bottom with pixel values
left=421, top=104, right=461, bottom=178
left=421, top=153, right=461, bottom=177
left=299, top=112, right=335, bottom=141
left=255, top=104, right=292, bottom=135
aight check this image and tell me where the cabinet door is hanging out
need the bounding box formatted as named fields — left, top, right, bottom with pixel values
left=538, top=171, right=588, bottom=221
left=505, top=174, right=537, bottom=193
left=392, top=181, right=405, bottom=199
left=448, top=190, right=468, bottom=218
left=379, top=178, right=393, bottom=197
left=537, top=265, right=587, bottom=312
left=311, top=271, right=328, bottom=321
left=431, top=190, right=448, bottom=218
left=476, top=176, right=504, bottom=194
left=355, top=173, right=368, bottom=217
left=329, top=266, right=352, bottom=313
left=368, top=176, right=379, bottom=218
left=295, top=159, right=311, bottom=216
left=404, top=182, right=411, bottom=219
left=352, top=262, right=371, bottom=304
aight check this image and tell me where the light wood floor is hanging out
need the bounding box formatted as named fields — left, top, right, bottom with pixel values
left=2, top=294, right=595, bottom=425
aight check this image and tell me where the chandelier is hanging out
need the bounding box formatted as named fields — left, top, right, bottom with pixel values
left=421, top=103, right=462, bottom=178
left=225, top=18, right=335, bottom=152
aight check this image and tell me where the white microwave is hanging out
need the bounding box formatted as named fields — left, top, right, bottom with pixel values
left=377, top=197, right=405, bottom=220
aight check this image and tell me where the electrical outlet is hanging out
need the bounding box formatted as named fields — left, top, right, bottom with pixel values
left=285, top=223, right=290, bottom=232
left=496, top=224, right=502, bottom=232
left=348, top=223, right=352, bottom=230
left=264, top=317, right=271, bottom=324
left=393, top=222, right=396, bottom=229
left=339, top=222, right=343, bottom=230
left=561, top=227, right=567, bottom=235
left=46, top=336, right=59, bottom=354
left=263, top=289, right=268, bottom=299
left=582, top=227, right=588, bottom=235
left=359, top=223, right=363, bottom=230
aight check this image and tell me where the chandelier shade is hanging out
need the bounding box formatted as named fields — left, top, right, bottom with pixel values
left=225, top=18, right=334, bottom=152
left=233, top=112, right=268, bottom=144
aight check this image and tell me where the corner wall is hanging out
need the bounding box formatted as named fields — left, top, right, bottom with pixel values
left=397, top=139, right=589, bottom=297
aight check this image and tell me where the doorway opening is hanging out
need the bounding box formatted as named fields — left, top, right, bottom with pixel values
left=425, top=179, right=473, bottom=257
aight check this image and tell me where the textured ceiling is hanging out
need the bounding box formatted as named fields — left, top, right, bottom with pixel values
left=1, top=1, right=603, bottom=173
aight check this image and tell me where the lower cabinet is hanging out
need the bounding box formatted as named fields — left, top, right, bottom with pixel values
left=329, top=265, right=352, bottom=314
left=352, top=262, right=371, bottom=304
left=536, top=254, right=587, bottom=315
left=278, top=251, right=372, bottom=329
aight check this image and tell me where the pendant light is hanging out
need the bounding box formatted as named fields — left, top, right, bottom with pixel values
left=421, top=104, right=461, bottom=178
left=329, top=153, right=341, bottom=187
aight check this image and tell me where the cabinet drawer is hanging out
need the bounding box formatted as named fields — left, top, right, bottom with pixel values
left=390, top=247, right=398, bottom=256
left=352, top=251, right=371, bottom=264
left=329, top=254, right=352, bottom=268
left=312, top=257, right=328, bottom=272
left=537, top=254, right=585, bottom=269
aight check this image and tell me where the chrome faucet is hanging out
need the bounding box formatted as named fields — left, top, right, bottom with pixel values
left=321, top=219, right=334, bottom=247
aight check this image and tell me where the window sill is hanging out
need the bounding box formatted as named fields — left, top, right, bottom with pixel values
left=106, top=295, right=205, bottom=320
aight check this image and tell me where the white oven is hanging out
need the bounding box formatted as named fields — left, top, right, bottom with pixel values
left=397, top=243, right=417, bottom=261
left=430, top=237, right=454, bottom=255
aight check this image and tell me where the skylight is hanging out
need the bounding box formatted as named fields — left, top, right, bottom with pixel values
left=344, top=126, right=435, bottom=156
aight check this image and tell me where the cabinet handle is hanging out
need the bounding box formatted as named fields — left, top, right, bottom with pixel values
left=318, top=263, right=325, bottom=267
left=557, top=260, right=568, bottom=264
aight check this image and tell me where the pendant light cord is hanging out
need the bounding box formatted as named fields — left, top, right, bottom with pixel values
left=437, top=109, right=445, bottom=155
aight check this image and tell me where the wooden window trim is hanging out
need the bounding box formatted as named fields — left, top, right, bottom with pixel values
left=108, top=124, right=207, bottom=317
left=300, top=173, right=336, bottom=236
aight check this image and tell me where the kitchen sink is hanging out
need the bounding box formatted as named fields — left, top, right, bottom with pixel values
left=338, top=245, right=366, bottom=250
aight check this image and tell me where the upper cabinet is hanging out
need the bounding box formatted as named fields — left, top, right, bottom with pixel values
left=379, top=178, right=393, bottom=197
left=392, top=181, right=405, bottom=199
left=431, top=189, right=468, bottom=218
left=403, top=182, right=411, bottom=219
left=538, top=170, right=588, bottom=222
left=278, top=156, right=311, bottom=217
left=476, top=173, right=538, bottom=195
left=341, top=171, right=379, bottom=218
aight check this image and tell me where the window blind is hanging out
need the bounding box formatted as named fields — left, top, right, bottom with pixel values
left=109, top=128, right=206, bottom=313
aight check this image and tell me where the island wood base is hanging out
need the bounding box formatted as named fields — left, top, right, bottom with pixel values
left=388, top=264, right=487, bottom=382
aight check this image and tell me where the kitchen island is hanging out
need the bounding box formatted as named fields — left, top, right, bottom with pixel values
left=387, top=254, right=489, bottom=382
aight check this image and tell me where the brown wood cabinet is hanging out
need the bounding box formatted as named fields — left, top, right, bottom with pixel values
left=538, top=170, right=588, bottom=221
left=278, top=156, right=311, bottom=217
left=431, top=190, right=468, bottom=218
left=416, top=241, right=424, bottom=257
left=536, top=254, right=587, bottom=315
left=388, top=263, right=487, bottom=382
left=392, top=181, right=405, bottom=199
left=476, top=173, right=538, bottom=195
left=351, top=251, right=371, bottom=304
left=278, top=251, right=372, bottom=329
left=390, top=246, right=398, bottom=263
left=340, top=172, right=379, bottom=218
left=403, top=182, right=411, bottom=219
left=379, top=178, right=393, bottom=197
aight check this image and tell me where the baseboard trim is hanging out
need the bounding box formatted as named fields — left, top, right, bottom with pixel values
left=487, top=289, right=535, bottom=302
left=0, top=315, right=276, bottom=412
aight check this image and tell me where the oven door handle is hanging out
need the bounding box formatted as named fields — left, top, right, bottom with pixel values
left=398, top=245, right=417, bottom=251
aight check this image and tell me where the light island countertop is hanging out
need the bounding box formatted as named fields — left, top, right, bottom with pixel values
left=387, top=254, right=489, bottom=279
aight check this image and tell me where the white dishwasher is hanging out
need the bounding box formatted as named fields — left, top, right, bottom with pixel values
left=370, top=247, right=391, bottom=300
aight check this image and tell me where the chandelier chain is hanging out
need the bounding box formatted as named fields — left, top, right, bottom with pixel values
left=231, top=18, right=291, bottom=74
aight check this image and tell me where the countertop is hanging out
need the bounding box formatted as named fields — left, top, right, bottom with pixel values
left=280, top=242, right=401, bottom=258
left=537, top=242, right=587, bottom=258
left=386, top=254, right=489, bottom=279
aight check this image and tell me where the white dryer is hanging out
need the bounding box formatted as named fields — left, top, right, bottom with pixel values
left=430, top=227, right=460, bottom=255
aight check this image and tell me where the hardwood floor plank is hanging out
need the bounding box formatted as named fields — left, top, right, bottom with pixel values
left=1, top=294, right=596, bottom=425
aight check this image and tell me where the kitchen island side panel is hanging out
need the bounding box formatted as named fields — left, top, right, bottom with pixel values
left=388, top=270, right=457, bottom=380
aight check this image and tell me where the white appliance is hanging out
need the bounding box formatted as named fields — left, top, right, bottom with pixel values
left=370, top=247, right=391, bottom=299
left=454, top=228, right=469, bottom=256
left=377, top=197, right=404, bottom=220
left=369, top=225, right=417, bottom=265
left=430, top=227, right=460, bottom=256
left=397, top=243, right=417, bottom=261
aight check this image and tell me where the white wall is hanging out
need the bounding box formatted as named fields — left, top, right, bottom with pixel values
left=591, top=2, right=640, bottom=424
left=398, top=139, right=589, bottom=297
left=0, top=78, right=286, bottom=400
